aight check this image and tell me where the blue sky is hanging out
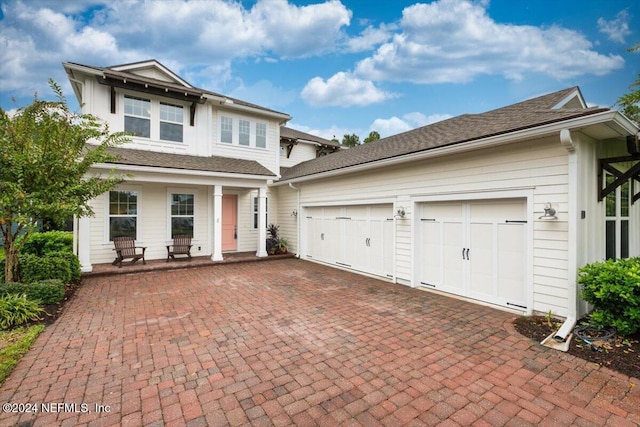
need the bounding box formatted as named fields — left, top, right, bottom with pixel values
left=1, top=0, right=638, bottom=140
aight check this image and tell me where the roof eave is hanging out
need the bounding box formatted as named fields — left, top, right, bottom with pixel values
left=91, top=162, right=276, bottom=180
left=274, top=110, right=637, bottom=186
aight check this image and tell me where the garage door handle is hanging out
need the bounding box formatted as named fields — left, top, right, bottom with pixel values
left=321, top=233, right=324, bottom=240
left=466, top=248, right=470, bottom=260
left=462, top=248, right=465, bottom=259
left=462, top=248, right=470, bottom=260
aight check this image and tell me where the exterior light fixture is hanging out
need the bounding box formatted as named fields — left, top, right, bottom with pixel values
left=538, top=202, right=557, bottom=220
left=291, top=209, right=298, bottom=217
left=396, top=206, right=406, bottom=218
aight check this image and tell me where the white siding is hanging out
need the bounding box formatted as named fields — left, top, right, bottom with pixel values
left=273, top=186, right=299, bottom=254
left=280, top=143, right=317, bottom=168
left=290, top=136, right=573, bottom=315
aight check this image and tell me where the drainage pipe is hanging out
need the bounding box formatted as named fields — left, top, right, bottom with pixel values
left=288, top=183, right=300, bottom=258
left=554, top=129, right=578, bottom=342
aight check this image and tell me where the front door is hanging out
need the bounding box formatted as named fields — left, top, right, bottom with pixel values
left=222, top=195, right=237, bottom=251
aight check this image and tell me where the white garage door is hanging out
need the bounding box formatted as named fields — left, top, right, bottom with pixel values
left=304, top=204, right=394, bottom=278
left=418, top=199, right=527, bottom=310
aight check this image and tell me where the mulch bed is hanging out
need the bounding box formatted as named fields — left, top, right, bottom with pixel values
left=513, top=316, right=640, bottom=379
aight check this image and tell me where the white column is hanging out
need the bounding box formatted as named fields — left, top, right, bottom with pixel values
left=211, top=185, right=224, bottom=261
left=78, top=216, right=93, bottom=272
left=256, top=187, right=268, bottom=257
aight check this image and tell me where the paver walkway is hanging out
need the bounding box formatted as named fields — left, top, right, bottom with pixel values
left=1, top=259, right=638, bottom=426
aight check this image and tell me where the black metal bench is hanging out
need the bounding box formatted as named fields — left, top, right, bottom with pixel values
left=112, top=236, right=146, bottom=268
left=166, top=235, right=192, bottom=261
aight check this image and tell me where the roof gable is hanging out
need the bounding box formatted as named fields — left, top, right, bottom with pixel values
left=108, top=60, right=193, bottom=88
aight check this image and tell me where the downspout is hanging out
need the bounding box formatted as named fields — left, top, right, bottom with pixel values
left=553, top=129, right=578, bottom=342
left=289, top=183, right=301, bottom=258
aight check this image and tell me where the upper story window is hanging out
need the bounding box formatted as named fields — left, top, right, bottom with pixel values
left=221, top=116, right=233, bottom=143
left=124, top=96, right=150, bottom=138
left=239, top=119, right=250, bottom=146
left=160, top=103, right=184, bottom=142
left=256, top=123, right=266, bottom=148
left=219, top=115, right=268, bottom=149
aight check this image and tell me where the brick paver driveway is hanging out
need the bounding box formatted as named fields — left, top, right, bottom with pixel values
left=1, top=259, right=638, bottom=426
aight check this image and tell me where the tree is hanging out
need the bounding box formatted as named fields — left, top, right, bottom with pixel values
left=0, top=80, right=128, bottom=282
left=341, top=133, right=360, bottom=147
left=617, top=43, right=639, bottom=126
left=363, top=131, right=380, bottom=144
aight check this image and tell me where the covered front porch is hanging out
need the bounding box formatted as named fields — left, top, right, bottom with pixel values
left=75, top=160, right=276, bottom=273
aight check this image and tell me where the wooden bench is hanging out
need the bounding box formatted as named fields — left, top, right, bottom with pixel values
left=166, top=235, right=193, bottom=262
left=112, top=236, right=146, bottom=268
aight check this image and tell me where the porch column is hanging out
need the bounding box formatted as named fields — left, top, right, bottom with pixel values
left=256, top=187, right=268, bottom=257
left=77, top=216, right=93, bottom=273
left=211, top=185, right=224, bottom=261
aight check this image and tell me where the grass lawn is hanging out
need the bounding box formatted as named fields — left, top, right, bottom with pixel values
left=0, top=325, right=44, bottom=385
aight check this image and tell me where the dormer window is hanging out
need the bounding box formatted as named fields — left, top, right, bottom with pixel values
left=124, top=96, right=151, bottom=138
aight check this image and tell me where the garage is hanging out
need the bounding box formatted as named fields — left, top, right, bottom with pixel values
left=417, top=198, right=528, bottom=310
left=304, top=204, right=394, bottom=278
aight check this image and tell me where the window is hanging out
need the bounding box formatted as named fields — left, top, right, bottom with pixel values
left=252, top=195, right=268, bottom=229
left=109, top=191, right=138, bottom=240
left=239, top=119, right=250, bottom=146
left=256, top=123, right=266, bottom=148
left=160, top=102, right=183, bottom=142
left=604, top=172, right=630, bottom=260
left=221, top=116, right=233, bottom=143
left=170, top=194, right=194, bottom=237
left=124, top=96, right=150, bottom=138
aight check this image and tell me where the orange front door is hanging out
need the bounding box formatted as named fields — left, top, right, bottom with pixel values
left=222, top=195, right=238, bottom=251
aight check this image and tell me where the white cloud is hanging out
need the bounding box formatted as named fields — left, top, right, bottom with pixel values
left=371, top=112, right=451, bottom=138
left=301, top=72, right=397, bottom=107
left=597, top=10, right=632, bottom=44
left=0, top=0, right=352, bottom=102
left=354, top=0, right=624, bottom=84
left=344, top=24, right=394, bottom=53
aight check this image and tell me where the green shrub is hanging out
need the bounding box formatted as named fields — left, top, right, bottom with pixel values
left=0, top=280, right=65, bottom=305
left=579, top=257, right=640, bottom=335
left=19, top=254, right=72, bottom=284
left=0, top=294, right=44, bottom=330
left=48, top=251, right=81, bottom=283
left=21, top=231, right=73, bottom=256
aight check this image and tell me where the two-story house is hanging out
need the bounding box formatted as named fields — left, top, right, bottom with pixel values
left=66, top=60, right=639, bottom=331
left=63, top=60, right=293, bottom=270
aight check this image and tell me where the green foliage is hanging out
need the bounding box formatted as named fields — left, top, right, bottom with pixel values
left=0, top=80, right=128, bottom=282
left=0, top=280, right=65, bottom=305
left=21, top=231, right=73, bottom=256
left=579, top=257, right=640, bottom=335
left=0, top=324, right=45, bottom=385
left=18, top=254, right=72, bottom=284
left=363, top=131, right=381, bottom=144
left=616, top=43, right=639, bottom=126
left=0, top=295, right=44, bottom=330
left=341, top=133, right=360, bottom=147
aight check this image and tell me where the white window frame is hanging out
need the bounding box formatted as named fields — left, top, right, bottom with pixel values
left=159, top=102, right=184, bottom=143
left=252, top=192, right=269, bottom=230
left=604, top=172, right=630, bottom=260
left=221, top=116, right=233, bottom=143
left=124, top=95, right=151, bottom=138
left=168, top=190, right=196, bottom=239
left=239, top=119, right=251, bottom=146
left=256, top=122, right=267, bottom=148
left=105, top=185, right=142, bottom=243
left=122, top=92, right=187, bottom=144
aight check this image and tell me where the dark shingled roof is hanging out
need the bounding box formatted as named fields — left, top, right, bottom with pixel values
left=280, top=87, right=609, bottom=182
left=105, top=147, right=276, bottom=177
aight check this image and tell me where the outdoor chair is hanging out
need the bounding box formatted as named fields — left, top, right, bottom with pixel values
left=112, top=236, right=146, bottom=268
left=166, top=235, right=193, bottom=262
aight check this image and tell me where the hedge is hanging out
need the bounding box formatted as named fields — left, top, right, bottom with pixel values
left=0, top=280, right=65, bottom=305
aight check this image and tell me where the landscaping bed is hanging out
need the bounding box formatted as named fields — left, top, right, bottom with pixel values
left=514, top=315, right=640, bottom=379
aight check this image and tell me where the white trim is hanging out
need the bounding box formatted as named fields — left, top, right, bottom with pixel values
left=104, top=184, right=143, bottom=244
left=302, top=197, right=397, bottom=208
left=91, top=163, right=275, bottom=181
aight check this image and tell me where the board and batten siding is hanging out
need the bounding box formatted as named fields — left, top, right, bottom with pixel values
left=272, top=185, right=300, bottom=254
left=292, top=136, right=572, bottom=315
